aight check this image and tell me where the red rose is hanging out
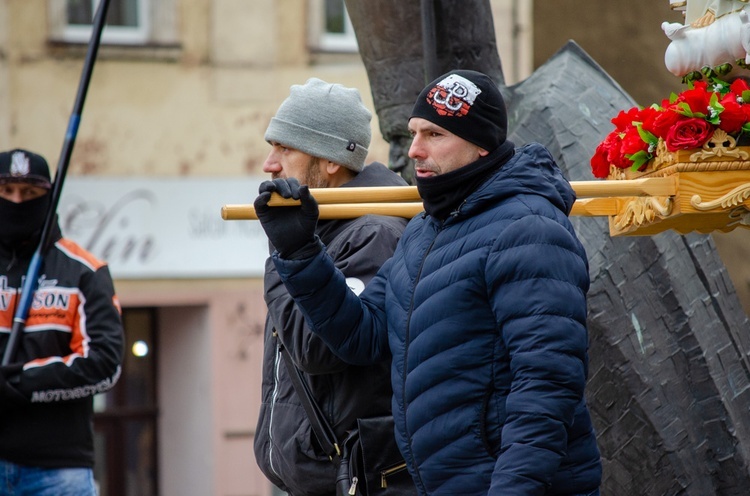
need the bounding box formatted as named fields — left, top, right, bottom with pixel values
left=730, top=78, right=750, bottom=95
left=649, top=108, right=682, bottom=139
left=664, top=118, right=714, bottom=151
left=621, top=126, right=648, bottom=157
left=658, top=96, right=673, bottom=108
left=611, top=107, right=642, bottom=131
left=606, top=135, right=632, bottom=169
left=639, top=106, right=664, bottom=135
left=718, top=94, right=748, bottom=133
left=676, top=82, right=712, bottom=116
left=591, top=141, right=611, bottom=178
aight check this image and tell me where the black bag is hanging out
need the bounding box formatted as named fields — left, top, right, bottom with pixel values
left=279, top=343, right=417, bottom=496
left=336, top=416, right=416, bottom=496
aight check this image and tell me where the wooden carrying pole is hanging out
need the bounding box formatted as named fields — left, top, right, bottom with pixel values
left=221, top=176, right=677, bottom=221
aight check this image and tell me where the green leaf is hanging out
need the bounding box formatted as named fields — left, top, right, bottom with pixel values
left=701, top=66, right=717, bottom=79
left=682, top=71, right=702, bottom=85
left=636, top=125, right=658, bottom=145
left=627, top=150, right=651, bottom=171
left=708, top=96, right=724, bottom=125
left=676, top=102, right=694, bottom=117
left=717, top=63, right=733, bottom=77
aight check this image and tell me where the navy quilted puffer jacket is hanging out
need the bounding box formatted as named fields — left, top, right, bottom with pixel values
left=274, top=143, right=602, bottom=495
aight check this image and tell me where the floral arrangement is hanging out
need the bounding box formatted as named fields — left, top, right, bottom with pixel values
left=590, top=77, right=750, bottom=178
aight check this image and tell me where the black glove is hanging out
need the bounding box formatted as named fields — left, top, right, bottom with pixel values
left=254, top=178, right=321, bottom=259
left=0, top=364, right=25, bottom=415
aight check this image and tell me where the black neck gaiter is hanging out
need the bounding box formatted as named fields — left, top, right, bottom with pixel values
left=0, top=193, right=51, bottom=247
left=416, top=140, right=515, bottom=221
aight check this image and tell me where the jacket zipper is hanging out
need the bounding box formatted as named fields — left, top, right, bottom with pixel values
left=401, top=227, right=440, bottom=494
left=4, top=247, right=19, bottom=272
left=267, top=331, right=283, bottom=479
left=380, top=461, right=408, bottom=488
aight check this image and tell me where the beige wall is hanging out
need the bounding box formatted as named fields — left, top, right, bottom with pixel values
left=1, top=0, right=528, bottom=179
left=1, top=1, right=387, bottom=178
left=491, top=0, right=533, bottom=85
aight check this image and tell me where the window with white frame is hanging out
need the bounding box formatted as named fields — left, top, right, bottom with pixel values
left=317, top=0, right=358, bottom=52
left=48, top=0, right=176, bottom=46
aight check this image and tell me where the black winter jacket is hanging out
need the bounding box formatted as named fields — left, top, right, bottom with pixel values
left=253, top=163, right=409, bottom=496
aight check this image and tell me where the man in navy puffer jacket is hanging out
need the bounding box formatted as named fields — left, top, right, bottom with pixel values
left=254, top=70, right=602, bottom=496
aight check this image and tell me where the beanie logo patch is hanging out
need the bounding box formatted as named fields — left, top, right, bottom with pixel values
left=10, top=151, right=31, bottom=177
left=426, top=74, right=481, bottom=117
left=346, top=141, right=356, bottom=152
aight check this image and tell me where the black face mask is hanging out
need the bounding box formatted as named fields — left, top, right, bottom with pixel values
left=416, top=140, right=515, bottom=221
left=0, top=193, right=51, bottom=247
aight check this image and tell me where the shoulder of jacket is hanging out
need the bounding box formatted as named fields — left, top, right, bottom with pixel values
left=326, top=216, right=403, bottom=252
left=54, top=238, right=108, bottom=272
left=341, top=214, right=406, bottom=236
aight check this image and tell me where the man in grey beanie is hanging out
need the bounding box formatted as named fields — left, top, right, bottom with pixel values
left=253, top=78, right=411, bottom=496
left=264, top=77, right=371, bottom=175
left=253, top=70, right=601, bottom=496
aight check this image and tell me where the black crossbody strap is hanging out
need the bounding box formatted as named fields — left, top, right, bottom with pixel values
left=279, top=342, right=341, bottom=463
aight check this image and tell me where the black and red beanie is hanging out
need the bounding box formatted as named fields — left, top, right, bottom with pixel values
left=410, top=69, right=508, bottom=152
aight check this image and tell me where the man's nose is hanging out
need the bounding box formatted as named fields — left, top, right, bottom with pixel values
left=408, top=136, right=423, bottom=160
left=8, top=190, right=24, bottom=203
left=262, top=153, right=281, bottom=174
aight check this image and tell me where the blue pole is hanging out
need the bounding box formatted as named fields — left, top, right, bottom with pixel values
left=2, top=0, right=112, bottom=365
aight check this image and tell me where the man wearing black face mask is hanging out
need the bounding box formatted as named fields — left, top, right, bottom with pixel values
left=0, top=149, right=124, bottom=496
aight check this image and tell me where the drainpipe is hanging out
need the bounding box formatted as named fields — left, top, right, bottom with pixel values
left=421, top=0, right=439, bottom=83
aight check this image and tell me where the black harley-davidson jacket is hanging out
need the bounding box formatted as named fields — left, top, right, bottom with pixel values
left=0, top=223, right=124, bottom=468
left=253, top=162, right=409, bottom=496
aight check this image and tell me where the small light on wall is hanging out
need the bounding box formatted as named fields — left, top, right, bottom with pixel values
left=132, top=340, right=149, bottom=358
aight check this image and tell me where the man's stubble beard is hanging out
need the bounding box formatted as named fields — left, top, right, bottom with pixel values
left=270, top=156, right=329, bottom=188
left=302, top=156, right=329, bottom=189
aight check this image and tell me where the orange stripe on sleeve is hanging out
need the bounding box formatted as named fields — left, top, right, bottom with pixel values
left=56, top=238, right=107, bottom=271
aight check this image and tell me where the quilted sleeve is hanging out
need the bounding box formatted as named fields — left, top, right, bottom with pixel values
left=486, top=213, right=590, bottom=495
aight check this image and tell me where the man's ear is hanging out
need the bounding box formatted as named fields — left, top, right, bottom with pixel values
left=324, top=160, right=342, bottom=175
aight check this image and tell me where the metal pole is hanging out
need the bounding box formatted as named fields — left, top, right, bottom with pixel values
left=2, top=0, right=112, bottom=365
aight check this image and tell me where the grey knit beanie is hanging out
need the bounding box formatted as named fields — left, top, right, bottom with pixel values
left=264, top=78, right=372, bottom=172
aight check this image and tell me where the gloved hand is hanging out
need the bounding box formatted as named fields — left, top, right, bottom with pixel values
left=0, top=364, right=25, bottom=415
left=254, top=178, right=321, bottom=259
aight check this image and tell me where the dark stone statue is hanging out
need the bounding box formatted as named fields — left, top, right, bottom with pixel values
left=344, top=0, right=504, bottom=183
left=345, top=0, right=750, bottom=493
